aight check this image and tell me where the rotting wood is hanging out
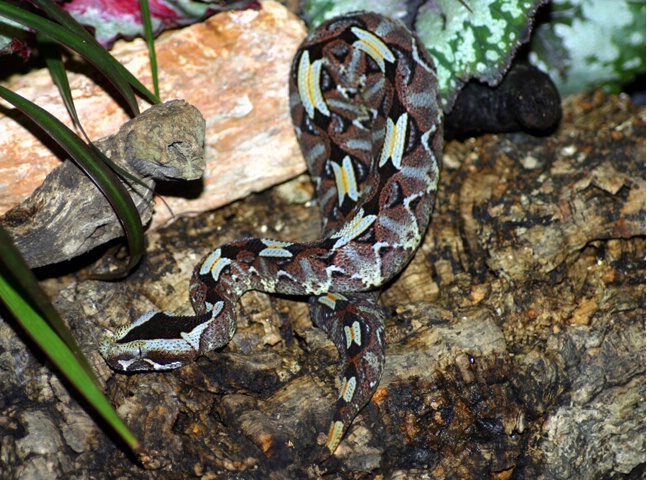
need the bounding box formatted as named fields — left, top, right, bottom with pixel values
left=0, top=90, right=643, bottom=478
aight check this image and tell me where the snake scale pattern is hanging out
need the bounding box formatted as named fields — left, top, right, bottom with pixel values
left=101, top=12, right=442, bottom=457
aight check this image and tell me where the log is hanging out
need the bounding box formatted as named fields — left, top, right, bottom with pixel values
left=0, top=89, right=642, bottom=479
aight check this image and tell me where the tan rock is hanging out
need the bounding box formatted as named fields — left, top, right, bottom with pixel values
left=0, top=0, right=306, bottom=230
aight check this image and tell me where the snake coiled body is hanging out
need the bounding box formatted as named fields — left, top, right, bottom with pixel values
left=101, top=12, right=442, bottom=456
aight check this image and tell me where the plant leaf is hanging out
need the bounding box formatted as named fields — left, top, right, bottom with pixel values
left=139, top=0, right=160, bottom=99
left=27, top=0, right=160, bottom=106
left=0, top=225, right=97, bottom=383
left=415, top=0, right=548, bottom=110
left=37, top=33, right=89, bottom=138
left=528, top=0, right=646, bottom=95
left=0, top=226, right=140, bottom=451
left=0, top=1, right=157, bottom=115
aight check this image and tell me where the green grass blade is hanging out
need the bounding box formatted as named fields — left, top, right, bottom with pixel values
left=139, top=0, right=160, bottom=99
left=0, top=227, right=140, bottom=451
left=0, top=1, right=157, bottom=115
left=0, top=85, right=145, bottom=276
left=0, top=226, right=98, bottom=384
left=37, top=33, right=90, bottom=140
left=0, top=1, right=138, bottom=115
left=28, top=0, right=160, bottom=106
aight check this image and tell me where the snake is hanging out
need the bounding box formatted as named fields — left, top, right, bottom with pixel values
left=100, top=12, right=442, bottom=458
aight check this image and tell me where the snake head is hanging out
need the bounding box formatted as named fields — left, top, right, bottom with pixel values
left=99, top=310, right=205, bottom=371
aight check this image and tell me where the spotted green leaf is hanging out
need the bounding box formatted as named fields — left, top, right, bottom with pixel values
left=303, top=0, right=403, bottom=23
left=415, top=0, right=547, bottom=109
left=303, top=0, right=547, bottom=110
left=528, top=0, right=646, bottom=95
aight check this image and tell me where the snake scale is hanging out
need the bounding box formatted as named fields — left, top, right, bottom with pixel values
left=100, top=12, right=442, bottom=457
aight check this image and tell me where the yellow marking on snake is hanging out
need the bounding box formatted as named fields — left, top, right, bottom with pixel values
left=331, top=156, right=359, bottom=206
left=379, top=113, right=408, bottom=169
left=339, top=376, right=357, bottom=403
left=259, top=239, right=293, bottom=258
left=351, top=26, right=395, bottom=72
left=318, top=292, right=348, bottom=310
left=199, top=249, right=232, bottom=282
left=325, top=421, right=346, bottom=453
left=344, top=321, right=362, bottom=349
left=330, top=208, right=377, bottom=249
left=297, top=50, right=330, bottom=119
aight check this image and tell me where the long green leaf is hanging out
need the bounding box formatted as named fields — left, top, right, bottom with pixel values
left=38, top=34, right=89, bottom=138
left=27, top=0, right=160, bottom=106
left=139, top=0, right=160, bottom=99
left=0, top=225, right=98, bottom=384
left=0, top=226, right=140, bottom=451
left=0, top=1, right=155, bottom=115
left=0, top=86, right=145, bottom=276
